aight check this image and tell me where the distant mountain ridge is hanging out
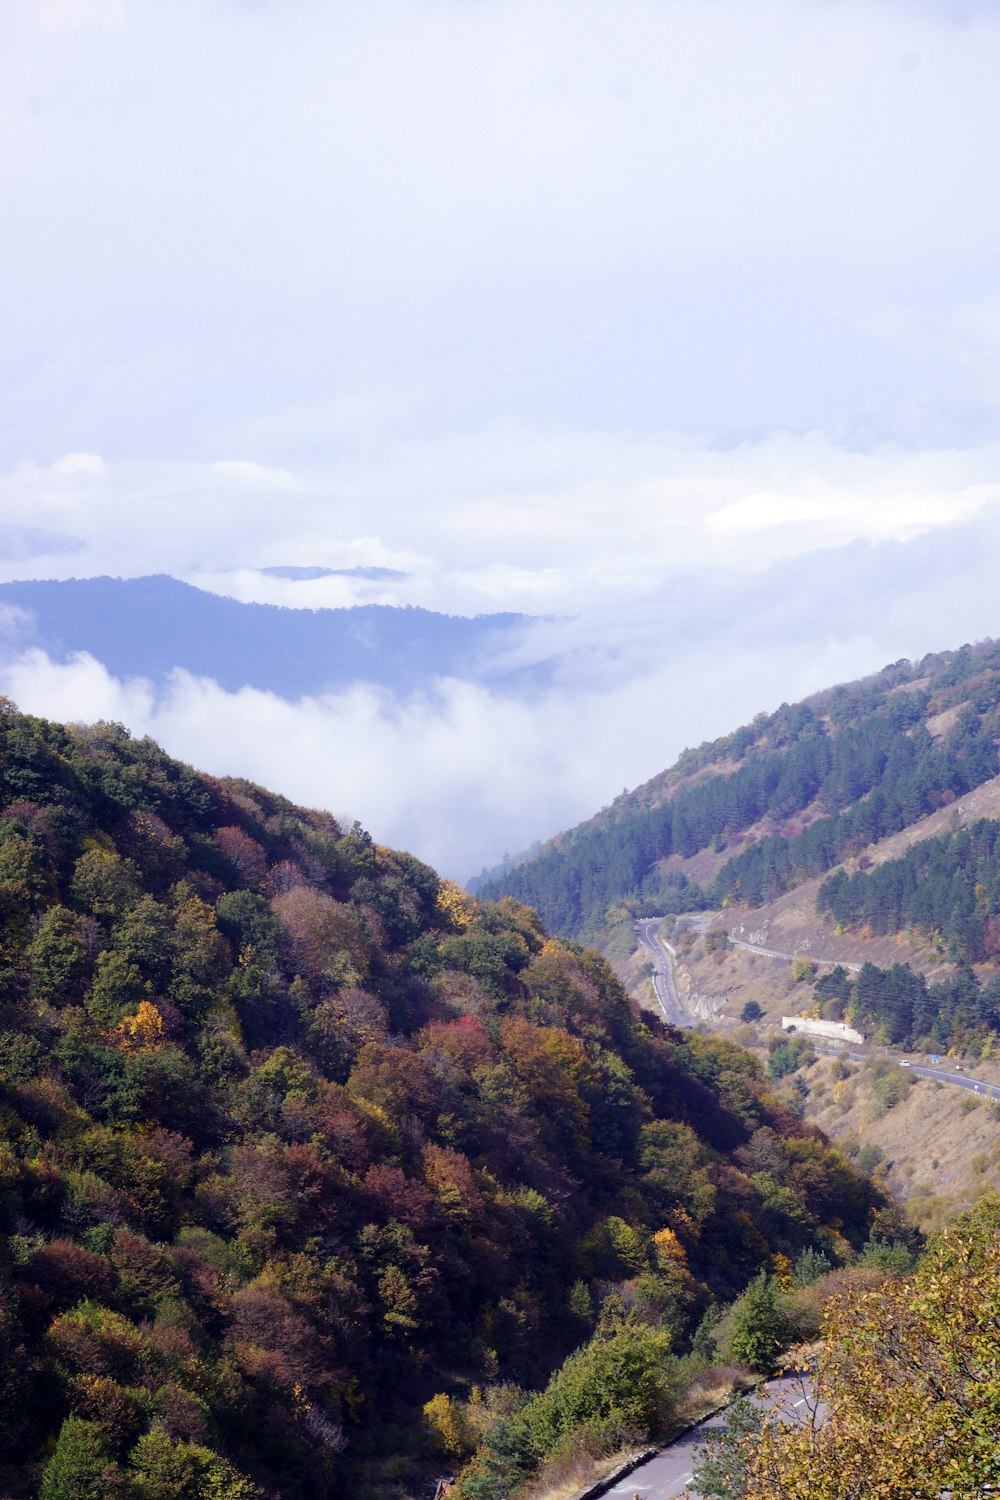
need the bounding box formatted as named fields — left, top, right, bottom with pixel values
left=0, top=574, right=532, bottom=696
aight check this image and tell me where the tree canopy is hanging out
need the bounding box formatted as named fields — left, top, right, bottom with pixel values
left=738, top=1196, right=1000, bottom=1499
left=0, top=703, right=882, bottom=1498
left=476, top=641, right=1000, bottom=939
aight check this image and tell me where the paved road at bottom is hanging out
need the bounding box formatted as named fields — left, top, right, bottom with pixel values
left=604, top=1375, right=819, bottom=1500
left=697, top=930, right=1000, bottom=1099
left=904, top=1060, right=1000, bottom=1099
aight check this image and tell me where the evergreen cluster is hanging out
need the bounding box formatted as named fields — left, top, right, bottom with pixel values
left=818, top=816, right=1000, bottom=962
left=712, top=704, right=996, bottom=906
left=475, top=642, right=1000, bottom=938
left=809, top=960, right=1000, bottom=1055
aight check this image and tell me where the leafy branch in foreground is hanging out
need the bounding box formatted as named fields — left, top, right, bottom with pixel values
left=737, top=1195, right=1000, bottom=1499
left=691, top=1394, right=763, bottom=1500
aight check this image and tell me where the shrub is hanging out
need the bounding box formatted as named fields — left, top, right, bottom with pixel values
left=521, top=1321, right=679, bottom=1458
left=722, top=1273, right=790, bottom=1374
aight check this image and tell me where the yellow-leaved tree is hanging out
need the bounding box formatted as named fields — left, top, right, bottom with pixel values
left=739, top=1195, right=1000, bottom=1499
left=109, top=1000, right=164, bottom=1052
left=435, top=880, right=478, bottom=931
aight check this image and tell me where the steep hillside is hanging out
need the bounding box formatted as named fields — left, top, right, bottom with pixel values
left=0, top=702, right=881, bottom=1500
left=474, top=639, right=1000, bottom=946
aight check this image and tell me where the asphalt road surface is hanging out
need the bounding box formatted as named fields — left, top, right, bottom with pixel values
left=904, top=1061, right=1000, bottom=1098
left=810, top=1042, right=1000, bottom=1101
left=642, top=917, right=1000, bottom=1104
left=605, top=1375, right=819, bottom=1499
left=634, top=919, right=691, bottom=1028
left=727, top=936, right=862, bottom=972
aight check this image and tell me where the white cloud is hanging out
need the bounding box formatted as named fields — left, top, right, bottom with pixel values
left=3, top=429, right=1000, bottom=613
left=0, top=604, right=32, bottom=637
left=707, top=476, right=998, bottom=542
left=210, top=460, right=308, bottom=491
left=0, top=639, right=889, bottom=879
left=1, top=648, right=155, bottom=724
left=34, top=0, right=126, bottom=36
left=51, top=452, right=107, bottom=478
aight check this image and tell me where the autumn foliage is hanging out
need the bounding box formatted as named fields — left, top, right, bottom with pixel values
left=0, top=704, right=884, bottom=1499
left=738, top=1195, right=1000, bottom=1499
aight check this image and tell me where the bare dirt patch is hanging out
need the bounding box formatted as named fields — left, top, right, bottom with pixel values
left=926, top=704, right=962, bottom=740
left=696, top=773, right=1000, bottom=1003
left=657, top=845, right=732, bottom=885
left=799, top=1054, right=1000, bottom=1232
left=889, top=675, right=932, bottom=697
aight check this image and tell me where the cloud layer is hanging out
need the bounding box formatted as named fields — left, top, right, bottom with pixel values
left=4, top=430, right=1000, bottom=615
left=3, top=1, right=1000, bottom=875
left=6, top=512, right=1000, bottom=879
left=0, top=636, right=881, bottom=879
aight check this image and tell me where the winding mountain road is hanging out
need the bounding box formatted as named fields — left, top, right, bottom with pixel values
left=635, top=918, right=1000, bottom=1102
left=811, top=1042, right=1000, bottom=1101
left=634, top=919, right=692, bottom=1028
left=603, top=1374, right=820, bottom=1499
left=727, top=936, right=862, bottom=973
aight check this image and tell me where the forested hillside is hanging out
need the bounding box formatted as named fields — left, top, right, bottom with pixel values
left=474, top=640, right=1000, bottom=940
left=0, top=702, right=882, bottom=1499
left=800, top=960, right=1000, bottom=1055
left=819, top=817, right=1000, bottom=962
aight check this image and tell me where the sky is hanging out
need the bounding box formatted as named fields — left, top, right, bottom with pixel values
left=3, top=0, right=1000, bottom=876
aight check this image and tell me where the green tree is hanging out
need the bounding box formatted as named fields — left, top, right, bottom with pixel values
left=857, top=1234, right=915, bottom=1274
left=71, top=847, right=141, bottom=920
left=792, top=1248, right=831, bottom=1288
left=26, top=903, right=88, bottom=1002
left=767, top=1037, right=813, bottom=1080
left=693, top=1395, right=763, bottom=1499
left=129, top=1428, right=261, bottom=1499
left=86, top=949, right=147, bottom=1027
left=724, top=1273, right=790, bottom=1374
left=41, top=1415, right=124, bottom=1500
left=855, top=1143, right=883, bottom=1177
left=521, top=1322, right=679, bottom=1457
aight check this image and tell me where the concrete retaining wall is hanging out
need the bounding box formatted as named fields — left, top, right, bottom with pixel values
left=782, top=1016, right=863, bottom=1045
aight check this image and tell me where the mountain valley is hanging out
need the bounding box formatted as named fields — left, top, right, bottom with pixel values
left=4, top=634, right=1000, bottom=1499
left=0, top=699, right=895, bottom=1500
